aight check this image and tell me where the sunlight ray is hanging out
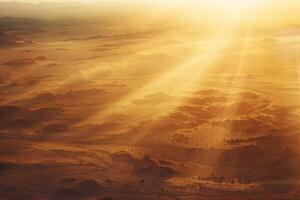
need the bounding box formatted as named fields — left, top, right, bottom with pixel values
left=85, top=42, right=228, bottom=124
left=2, top=33, right=170, bottom=105
left=206, top=19, right=253, bottom=176
left=83, top=17, right=250, bottom=127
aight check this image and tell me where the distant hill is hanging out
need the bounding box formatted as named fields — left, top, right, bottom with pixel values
left=0, top=16, right=44, bottom=31
left=0, top=1, right=141, bottom=19
left=0, top=30, right=33, bottom=48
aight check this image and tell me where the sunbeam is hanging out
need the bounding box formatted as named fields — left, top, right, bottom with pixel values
left=84, top=18, right=246, bottom=126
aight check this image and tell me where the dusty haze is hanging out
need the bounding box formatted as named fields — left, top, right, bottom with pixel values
left=1, top=1, right=300, bottom=200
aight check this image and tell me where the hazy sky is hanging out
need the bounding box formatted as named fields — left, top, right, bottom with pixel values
left=0, top=0, right=99, bottom=2
left=1, top=0, right=300, bottom=19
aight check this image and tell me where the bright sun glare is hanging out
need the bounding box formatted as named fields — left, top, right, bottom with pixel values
left=218, top=0, right=259, bottom=10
